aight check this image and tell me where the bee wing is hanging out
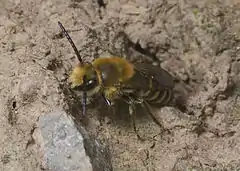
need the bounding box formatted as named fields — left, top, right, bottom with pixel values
left=122, top=63, right=175, bottom=91
left=133, top=63, right=175, bottom=89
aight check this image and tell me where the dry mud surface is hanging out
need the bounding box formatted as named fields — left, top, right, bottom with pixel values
left=1, top=0, right=240, bottom=170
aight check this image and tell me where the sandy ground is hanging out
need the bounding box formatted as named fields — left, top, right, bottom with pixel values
left=1, top=0, right=240, bottom=170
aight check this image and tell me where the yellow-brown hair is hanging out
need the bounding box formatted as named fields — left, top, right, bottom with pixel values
left=92, top=57, right=135, bottom=82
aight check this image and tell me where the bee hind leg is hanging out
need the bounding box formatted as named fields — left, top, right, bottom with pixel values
left=129, top=102, right=157, bottom=141
left=142, top=101, right=170, bottom=136
left=129, top=102, right=155, bottom=141
left=128, top=103, right=143, bottom=140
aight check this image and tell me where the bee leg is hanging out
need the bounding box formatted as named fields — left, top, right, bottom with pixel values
left=102, top=94, right=116, bottom=115
left=142, top=101, right=170, bottom=135
left=109, top=105, right=116, bottom=116
left=128, top=103, right=145, bottom=141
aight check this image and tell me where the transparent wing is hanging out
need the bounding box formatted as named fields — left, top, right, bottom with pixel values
left=122, top=63, right=175, bottom=90
left=134, top=63, right=175, bottom=88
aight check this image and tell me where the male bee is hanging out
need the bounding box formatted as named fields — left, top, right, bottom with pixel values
left=58, top=21, right=189, bottom=139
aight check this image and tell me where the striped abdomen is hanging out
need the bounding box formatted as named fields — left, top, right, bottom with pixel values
left=121, top=65, right=188, bottom=112
left=121, top=74, right=174, bottom=107
left=120, top=64, right=176, bottom=107
left=136, top=88, right=174, bottom=106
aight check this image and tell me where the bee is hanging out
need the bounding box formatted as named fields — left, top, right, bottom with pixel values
left=58, top=21, right=188, bottom=140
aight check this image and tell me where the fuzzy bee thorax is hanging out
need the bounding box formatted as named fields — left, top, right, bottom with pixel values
left=92, top=57, right=135, bottom=84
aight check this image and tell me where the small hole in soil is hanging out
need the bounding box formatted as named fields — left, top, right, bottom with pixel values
left=52, top=32, right=64, bottom=39
left=46, top=58, right=63, bottom=71
left=97, top=0, right=106, bottom=8
left=12, top=101, right=16, bottom=109
left=8, top=99, right=17, bottom=125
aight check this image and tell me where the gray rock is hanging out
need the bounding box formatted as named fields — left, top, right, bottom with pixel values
left=38, top=110, right=112, bottom=171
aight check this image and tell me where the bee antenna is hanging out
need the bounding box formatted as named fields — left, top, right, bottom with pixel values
left=58, top=21, right=83, bottom=64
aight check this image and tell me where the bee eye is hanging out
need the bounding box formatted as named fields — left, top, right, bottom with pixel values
left=86, top=79, right=97, bottom=89
left=72, top=78, right=98, bottom=91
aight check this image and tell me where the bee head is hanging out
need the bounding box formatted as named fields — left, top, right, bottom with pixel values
left=70, top=63, right=100, bottom=91
left=58, top=21, right=103, bottom=115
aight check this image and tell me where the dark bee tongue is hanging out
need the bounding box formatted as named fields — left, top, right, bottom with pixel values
left=82, top=91, right=87, bottom=116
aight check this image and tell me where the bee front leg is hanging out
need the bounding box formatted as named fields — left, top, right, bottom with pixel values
left=102, top=94, right=116, bottom=115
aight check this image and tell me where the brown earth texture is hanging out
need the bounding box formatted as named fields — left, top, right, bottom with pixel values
left=1, top=0, right=240, bottom=170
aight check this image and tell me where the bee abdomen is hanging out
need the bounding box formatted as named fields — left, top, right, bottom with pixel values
left=142, top=89, right=173, bottom=106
